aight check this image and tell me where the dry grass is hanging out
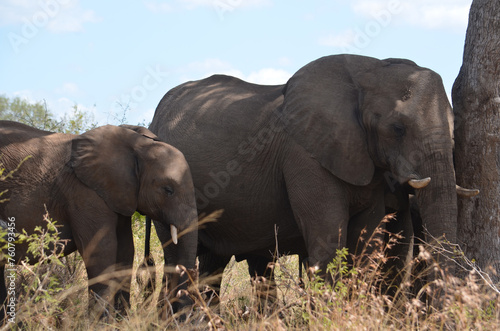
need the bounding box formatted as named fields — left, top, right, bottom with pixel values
left=2, top=214, right=500, bottom=330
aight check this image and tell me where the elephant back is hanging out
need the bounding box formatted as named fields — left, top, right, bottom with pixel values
left=150, top=75, right=285, bottom=160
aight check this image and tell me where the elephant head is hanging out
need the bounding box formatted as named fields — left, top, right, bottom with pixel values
left=70, top=125, right=198, bottom=267
left=113, top=125, right=199, bottom=313
left=280, top=54, right=462, bottom=269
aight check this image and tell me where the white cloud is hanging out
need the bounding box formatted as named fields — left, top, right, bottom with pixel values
left=246, top=68, right=291, bottom=85
left=178, top=58, right=290, bottom=85
left=177, top=58, right=244, bottom=82
left=318, top=1, right=471, bottom=51
left=0, top=0, right=100, bottom=33
left=350, top=0, right=471, bottom=30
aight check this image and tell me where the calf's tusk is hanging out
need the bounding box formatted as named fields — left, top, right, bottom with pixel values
left=408, top=177, right=431, bottom=189
left=456, top=185, right=480, bottom=197
left=171, top=225, right=178, bottom=245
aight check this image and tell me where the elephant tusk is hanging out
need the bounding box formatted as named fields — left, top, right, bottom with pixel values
left=171, top=225, right=178, bottom=245
left=408, top=177, right=431, bottom=189
left=456, top=185, right=480, bottom=197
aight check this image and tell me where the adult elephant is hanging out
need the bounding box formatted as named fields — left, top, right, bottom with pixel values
left=148, top=54, right=472, bottom=300
left=0, top=121, right=197, bottom=320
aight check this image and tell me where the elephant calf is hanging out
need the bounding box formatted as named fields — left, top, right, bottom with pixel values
left=0, top=121, right=198, bottom=320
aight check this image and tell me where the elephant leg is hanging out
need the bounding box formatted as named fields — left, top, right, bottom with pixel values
left=81, top=228, right=118, bottom=318
left=382, top=207, right=414, bottom=297
left=283, top=150, right=349, bottom=281
left=71, top=210, right=119, bottom=317
left=198, top=250, right=231, bottom=308
left=345, top=201, right=388, bottom=296
left=113, top=215, right=134, bottom=313
left=347, top=197, right=386, bottom=260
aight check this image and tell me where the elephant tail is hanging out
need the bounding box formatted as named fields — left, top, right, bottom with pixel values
left=298, top=254, right=307, bottom=289
left=144, top=216, right=153, bottom=264
left=137, top=216, right=156, bottom=298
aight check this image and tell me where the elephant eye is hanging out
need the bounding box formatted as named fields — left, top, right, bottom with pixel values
left=164, top=186, right=175, bottom=196
left=391, top=123, right=406, bottom=138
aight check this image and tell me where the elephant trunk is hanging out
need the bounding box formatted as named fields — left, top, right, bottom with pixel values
left=414, top=153, right=457, bottom=274
left=161, top=203, right=198, bottom=317
left=173, top=212, right=198, bottom=268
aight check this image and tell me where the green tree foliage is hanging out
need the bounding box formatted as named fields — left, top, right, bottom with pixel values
left=0, top=95, right=97, bottom=134
left=59, top=104, right=98, bottom=134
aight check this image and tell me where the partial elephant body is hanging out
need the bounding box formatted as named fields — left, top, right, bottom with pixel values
left=151, top=77, right=306, bottom=260
left=150, top=54, right=463, bottom=307
left=0, top=121, right=198, bottom=319
left=1, top=123, right=91, bottom=260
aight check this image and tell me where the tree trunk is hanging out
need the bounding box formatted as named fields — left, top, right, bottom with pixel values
left=452, top=0, right=500, bottom=281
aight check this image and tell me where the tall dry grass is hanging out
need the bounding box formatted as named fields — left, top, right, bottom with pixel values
left=1, top=213, right=499, bottom=330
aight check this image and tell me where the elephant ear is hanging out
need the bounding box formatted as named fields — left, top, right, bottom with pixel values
left=70, top=125, right=140, bottom=216
left=119, top=124, right=160, bottom=141
left=280, top=55, right=375, bottom=186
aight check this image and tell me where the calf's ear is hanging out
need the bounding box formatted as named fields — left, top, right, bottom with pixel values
left=70, top=125, right=139, bottom=216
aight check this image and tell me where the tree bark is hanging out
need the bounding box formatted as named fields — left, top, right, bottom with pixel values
left=453, top=0, right=500, bottom=281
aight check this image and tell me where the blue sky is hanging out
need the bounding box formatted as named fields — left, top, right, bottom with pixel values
left=0, top=0, right=473, bottom=126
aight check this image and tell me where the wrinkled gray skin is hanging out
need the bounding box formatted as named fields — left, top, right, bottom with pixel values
left=0, top=121, right=197, bottom=319
left=149, top=54, right=459, bottom=299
